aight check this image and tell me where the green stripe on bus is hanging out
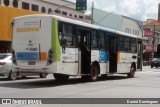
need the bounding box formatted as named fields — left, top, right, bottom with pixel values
left=51, top=18, right=61, bottom=61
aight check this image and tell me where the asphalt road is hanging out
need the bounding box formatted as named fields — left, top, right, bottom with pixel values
left=0, top=66, right=160, bottom=107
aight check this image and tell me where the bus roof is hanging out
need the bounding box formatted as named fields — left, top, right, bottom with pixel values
left=13, top=14, right=138, bottom=38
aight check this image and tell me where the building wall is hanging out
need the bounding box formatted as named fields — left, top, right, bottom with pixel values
left=93, top=8, right=122, bottom=31
left=93, top=8, right=143, bottom=38
left=121, top=17, right=143, bottom=37
left=0, top=0, right=86, bottom=52
left=0, top=0, right=84, bottom=19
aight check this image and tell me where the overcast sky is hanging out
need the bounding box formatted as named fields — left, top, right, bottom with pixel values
left=68, top=0, right=160, bottom=21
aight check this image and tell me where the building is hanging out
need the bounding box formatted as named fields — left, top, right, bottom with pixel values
left=0, top=0, right=86, bottom=53
left=143, top=20, right=160, bottom=62
left=91, top=8, right=143, bottom=38
left=0, top=0, right=85, bottom=19
left=142, top=4, right=160, bottom=63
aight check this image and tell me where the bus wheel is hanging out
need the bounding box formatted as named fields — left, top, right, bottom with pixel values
left=40, top=73, right=47, bottom=78
left=127, top=65, right=136, bottom=78
left=90, top=64, right=99, bottom=81
left=53, top=74, right=69, bottom=81
left=8, top=71, right=17, bottom=80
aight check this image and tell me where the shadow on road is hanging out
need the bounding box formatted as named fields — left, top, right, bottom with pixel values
left=0, top=77, right=40, bottom=81
left=0, top=75, right=129, bottom=89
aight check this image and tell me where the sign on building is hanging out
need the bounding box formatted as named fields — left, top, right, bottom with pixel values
left=144, top=30, right=154, bottom=37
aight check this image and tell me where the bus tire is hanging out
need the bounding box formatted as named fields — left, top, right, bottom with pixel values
left=53, top=74, right=69, bottom=81
left=127, top=64, right=136, bottom=78
left=40, top=73, right=47, bottom=78
left=8, top=70, right=17, bottom=80
left=90, top=63, right=99, bottom=81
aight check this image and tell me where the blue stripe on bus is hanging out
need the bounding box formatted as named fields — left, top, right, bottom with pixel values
left=99, top=50, right=109, bottom=62
left=16, top=52, right=40, bottom=60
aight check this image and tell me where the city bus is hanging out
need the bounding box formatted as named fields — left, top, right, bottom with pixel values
left=12, top=14, right=142, bottom=81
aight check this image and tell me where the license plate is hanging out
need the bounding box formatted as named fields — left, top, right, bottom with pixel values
left=28, top=61, right=36, bottom=65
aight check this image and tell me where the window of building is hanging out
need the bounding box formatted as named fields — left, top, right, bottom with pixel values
left=62, top=11, right=67, bottom=16
left=55, top=10, right=61, bottom=14
left=79, top=16, right=83, bottom=19
left=4, top=0, right=10, bottom=6
left=125, top=28, right=131, bottom=34
left=135, top=30, right=139, bottom=35
left=125, top=28, right=128, bottom=33
left=13, top=0, right=18, bottom=8
left=91, top=30, right=98, bottom=49
left=32, top=4, right=38, bottom=11
left=48, top=8, right=52, bottom=14
left=22, top=2, right=29, bottom=10
left=133, top=29, right=135, bottom=35
left=41, top=7, right=46, bottom=13
left=58, top=22, right=76, bottom=47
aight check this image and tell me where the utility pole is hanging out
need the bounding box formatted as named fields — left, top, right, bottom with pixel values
left=152, top=24, right=156, bottom=58
left=91, top=2, right=94, bottom=24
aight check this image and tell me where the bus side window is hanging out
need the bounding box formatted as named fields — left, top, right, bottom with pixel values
left=118, top=36, right=124, bottom=52
left=59, top=22, right=76, bottom=47
left=91, top=30, right=98, bottom=49
left=124, top=37, right=130, bottom=52
left=99, top=32, right=105, bottom=50
left=104, top=34, right=109, bottom=51
left=131, top=38, right=137, bottom=53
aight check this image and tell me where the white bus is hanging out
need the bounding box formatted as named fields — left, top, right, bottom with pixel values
left=12, top=14, right=142, bottom=81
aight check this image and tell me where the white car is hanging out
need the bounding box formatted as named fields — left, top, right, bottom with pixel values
left=0, top=53, right=47, bottom=80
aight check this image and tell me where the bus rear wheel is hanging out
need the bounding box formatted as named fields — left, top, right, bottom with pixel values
left=127, top=65, right=136, bottom=78
left=53, top=74, right=69, bottom=82
left=90, top=64, right=99, bottom=81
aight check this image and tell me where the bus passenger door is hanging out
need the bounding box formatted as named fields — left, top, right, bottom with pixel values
left=108, top=35, right=118, bottom=73
left=78, top=29, right=91, bottom=74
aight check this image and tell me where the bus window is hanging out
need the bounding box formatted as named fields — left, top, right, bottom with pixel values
left=59, top=22, right=76, bottom=47
left=131, top=38, right=137, bottom=53
left=124, top=37, right=130, bottom=52
left=91, top=30, right=98, bottom=49
left=104, top=33, right=109, bottom=51
left=118, top=36, right=124, bottom=52
left=99, top=32, right=105, bottom=50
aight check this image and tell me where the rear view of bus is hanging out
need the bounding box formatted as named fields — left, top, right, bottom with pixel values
left=12, top=15, right=54, bottom=74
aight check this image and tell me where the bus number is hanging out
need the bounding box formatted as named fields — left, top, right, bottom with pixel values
left=29, top=48, right=38, bottom=51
